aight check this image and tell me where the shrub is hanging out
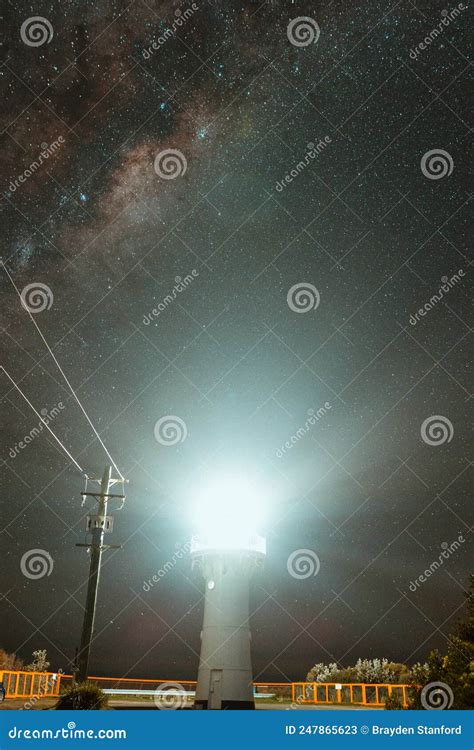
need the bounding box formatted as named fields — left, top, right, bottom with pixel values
left=409, top=579, right=474, bottom=710
left=25, top=649, right=50, bottom=672
left=0, top=648, right=23, bottom=671
left=55, top=682, right=108, bottom=710
left=444, top=576, right=474, bottom=709
left=384, top=693, right=406, bottom=710
left=354, top=658, right=400, bottom=684
left=406, top=661, right=430, bottom=685
left=306, top=663, right=358, bottom=683
left=306, top=658, right=415, bottom=685
left=306, top=659, right=430, bottom=685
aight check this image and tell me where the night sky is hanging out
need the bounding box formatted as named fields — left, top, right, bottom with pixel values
left=1, top=1, right=472, bottom=684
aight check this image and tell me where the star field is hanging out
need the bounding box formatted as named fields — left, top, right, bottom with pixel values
left=0, top=0, right=472, bottom=682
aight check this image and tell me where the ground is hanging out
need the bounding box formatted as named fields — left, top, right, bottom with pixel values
left=0, top=698, right=381, bottom=710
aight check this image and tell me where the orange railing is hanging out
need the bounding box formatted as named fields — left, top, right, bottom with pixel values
left=0, top=671, right=292, bottom=701
left=0, top=672, right=415, bottom=707
left=292, top=682, right=416, bottom=707
left=0, top=670, right=62, bottom=700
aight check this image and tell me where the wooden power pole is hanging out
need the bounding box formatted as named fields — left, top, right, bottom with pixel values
left=76, top=466, right=124, bottom=683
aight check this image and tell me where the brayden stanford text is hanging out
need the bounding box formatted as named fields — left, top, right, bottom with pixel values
left=373, top=725, right=462, bottom=736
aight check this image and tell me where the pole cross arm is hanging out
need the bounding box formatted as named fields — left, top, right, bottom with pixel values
left=75, top=543, right=122, bottom=550
left=80, top=492, right=126, bottom=498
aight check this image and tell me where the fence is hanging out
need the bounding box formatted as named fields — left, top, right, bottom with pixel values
left=0, top=672, right=415, bottom=707
left=292, top=682, right=415, bottom=708
left=0, top=672, right=291, bottom=701
left=0, top=670, right=62, bottom=700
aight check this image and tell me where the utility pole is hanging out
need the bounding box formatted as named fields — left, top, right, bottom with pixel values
left=75, top=466, right=124, bottom=683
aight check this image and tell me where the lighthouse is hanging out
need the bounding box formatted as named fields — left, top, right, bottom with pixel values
left=191, top=476, right=266, bottom=709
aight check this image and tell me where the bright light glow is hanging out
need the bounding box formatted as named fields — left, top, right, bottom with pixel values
left=192, top=474, right=266, bottom=551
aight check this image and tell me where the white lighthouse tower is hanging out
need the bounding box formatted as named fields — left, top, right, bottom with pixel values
left=191, top=476, right=266, bottom=710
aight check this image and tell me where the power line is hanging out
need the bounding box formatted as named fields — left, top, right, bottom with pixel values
left=1, top=365, right=86, bottom=476
left=2, top=263, right=124, bottom=480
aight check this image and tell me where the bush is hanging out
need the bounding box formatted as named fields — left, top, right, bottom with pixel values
left=306, top=658, right=425, bottom=685
left=384, top=694, right=406, bottom=710
left=444, top=576, right=474, bottom=709
left=0, top=648, right=23, bottom=671
left=409, top=580, right=474, bottom=710
left=25, top=649, right=50, bottom=672
left=306, top=663, right=359, bottom=683
left=55, top=682, right=108, bottom=710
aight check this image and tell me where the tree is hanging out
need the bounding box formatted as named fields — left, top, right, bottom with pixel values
left=403, top=577, right=473, bottom=710
left=25, top=649, right=50, bottom=672
left=0, top=649, right=23, bottom=671
left=444, top=575, right=474, bottom=709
